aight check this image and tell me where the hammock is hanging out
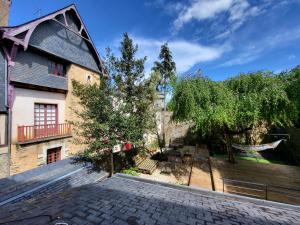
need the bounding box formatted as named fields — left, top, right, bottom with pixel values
left=232, top=139, right=284, bottom=152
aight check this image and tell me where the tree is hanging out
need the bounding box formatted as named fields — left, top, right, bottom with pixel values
left=71, top=33, right=157, bottom=174
left=171, top=72, right=297, bottom=163
left=109, top=33, right=156, bottom=146
left=71, top=78, right=124, bottom=175
left=152, top=43, right=176, bottom=148
left=279, top=66, right=300, bottom=126
left=171, top=76, right=237, bottom=162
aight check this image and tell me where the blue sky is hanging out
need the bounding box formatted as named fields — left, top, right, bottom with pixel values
left=8, top=0, right=300, bottom=80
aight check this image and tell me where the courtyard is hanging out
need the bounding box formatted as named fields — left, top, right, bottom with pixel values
left=0, top=161, right=299, bottom=225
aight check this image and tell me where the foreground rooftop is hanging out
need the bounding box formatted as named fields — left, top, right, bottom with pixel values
left=0, top=160, right=299, bottom=225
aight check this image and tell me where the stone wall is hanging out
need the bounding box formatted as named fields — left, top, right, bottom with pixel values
left=0, top=147, right=9, bottom=178
left=164, top=112, right=192, bottom=146
left=9, top=88, right=67, bottom=175
left=65, top=64, right=100, bottom=156
left=9, top=64, right=100, bottom=175
left=0, top=0, right=10, bottom=26
left=149, top=111, right=192, bottom=147
left=10, top=139, right=69, bottom=175
left=10, top=85, right=69, bottom=174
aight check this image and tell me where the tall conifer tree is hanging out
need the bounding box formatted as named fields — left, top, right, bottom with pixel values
left=153, top=43, right=176, bottom=148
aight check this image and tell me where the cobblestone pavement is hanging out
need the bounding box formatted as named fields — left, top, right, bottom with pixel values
left=0, top=176, right=299, bottom=225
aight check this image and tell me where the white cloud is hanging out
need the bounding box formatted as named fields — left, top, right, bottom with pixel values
left=133, top=37, right=226, bottom=73
left=100, top=36, right=227, bottom=74
left=220, top=26, right=300, bottom=67
left=220, top=51, right=260, bottom=67
left=145, top=0, right=185, bottom=15
left=288, top=54, right=296, bottom=60
left=173, top=0, right=263, bottom=37
left=174, top=0, right=234, bottom=30
left=228, top=0, right=249, bottom=22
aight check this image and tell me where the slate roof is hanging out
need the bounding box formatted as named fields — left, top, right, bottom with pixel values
left=0, top=4, right=106, bottom=75
left=0, top=159, right=107, bottom=205
left=0, top=161, right=299, bottom=225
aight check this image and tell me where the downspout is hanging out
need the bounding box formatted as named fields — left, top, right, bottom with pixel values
left=7, top=62, right=12, bottom=177
left=4, top=50, right=11, bottom=176
left=3, top=44, right=18, bottom=176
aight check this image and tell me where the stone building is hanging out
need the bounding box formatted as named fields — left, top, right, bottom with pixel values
left=0, top=0, right=11, bottom=26
left=0, top=4, right=106, bottom=177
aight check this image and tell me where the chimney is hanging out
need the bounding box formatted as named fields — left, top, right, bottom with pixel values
left=0, top=0, right=11, bottom=26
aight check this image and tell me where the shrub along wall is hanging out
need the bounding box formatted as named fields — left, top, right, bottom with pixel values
left=280, top=128, right=300, bottom=165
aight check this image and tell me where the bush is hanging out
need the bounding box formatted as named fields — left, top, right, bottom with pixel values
left=121, top=167, right=139, bottom=176
left=151, top=152, right=168, bottom=161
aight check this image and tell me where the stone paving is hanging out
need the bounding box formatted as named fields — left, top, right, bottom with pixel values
left=0, top=175, right=299, bottom=225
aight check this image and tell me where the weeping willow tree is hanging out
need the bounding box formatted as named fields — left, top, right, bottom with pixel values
left=171, top=72, right=298, bottom=163
left=279, top=66, right=300, bottom=125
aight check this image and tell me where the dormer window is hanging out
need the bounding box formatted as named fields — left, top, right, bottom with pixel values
left=48, top=60, right=66, bottom=76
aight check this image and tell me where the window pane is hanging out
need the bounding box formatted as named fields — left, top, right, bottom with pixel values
left=35, top=104, right=57, bottom=126
left=48, top=60, right=66, bottom=76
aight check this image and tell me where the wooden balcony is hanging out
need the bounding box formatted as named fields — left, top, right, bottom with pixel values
left=17, top=123, right=72, bottom=144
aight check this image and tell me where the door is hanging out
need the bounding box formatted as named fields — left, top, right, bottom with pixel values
left=47, top=147, right=61, bottom=164
left=34, top=104, right=58, bottom=138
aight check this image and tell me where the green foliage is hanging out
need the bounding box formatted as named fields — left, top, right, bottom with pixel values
left=121, top=167, right=139, bottom=176
left=213, top=154, right=283, bottom=164
left=226, top=71, right=297, bottom=128
left=171, top=71, right=298, bottom=162
left=108, top=33, right=157, bottom=145
left=279, top=66, right=300, bottom=125
left=71, top=78, right=123, bottom=170
left=72, top=78, right=121, bottom=150
left=152, top=43, right=176, bottom=149
left=149, top=140, right=159, bottom=149
left=72, top=33, right=157, bottom=171
left=172, top=72, right=297, bottom=134
left=171, top=76, right=236, bottom=134
left=152, top=43, right=177, bottom=92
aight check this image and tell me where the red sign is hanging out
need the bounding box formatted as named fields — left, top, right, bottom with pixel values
left=123, top=143, right=133, bottom=151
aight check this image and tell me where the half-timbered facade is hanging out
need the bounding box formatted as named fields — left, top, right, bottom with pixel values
left=0, top=4, right=105, bottom=177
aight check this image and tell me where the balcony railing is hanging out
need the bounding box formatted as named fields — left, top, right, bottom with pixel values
left=17, top=123, right=72, bottom=143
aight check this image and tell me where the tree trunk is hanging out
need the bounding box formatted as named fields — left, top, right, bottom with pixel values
left=225, top=132, right=235, bottom=163
left=156, top=131, right=163, bottom=154
left=109, top=149, right=114, bottom=177
left=162, top=83, right=167, bottom=149
left=153, top=103, right=163, bottom=154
